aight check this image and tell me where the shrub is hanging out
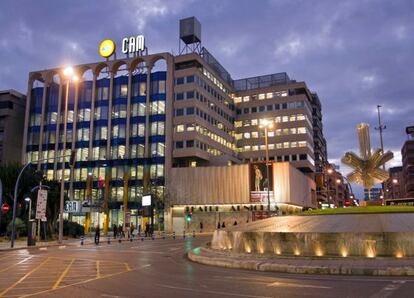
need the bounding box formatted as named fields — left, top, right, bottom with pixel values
left=63, top=220, right=84, bottom=237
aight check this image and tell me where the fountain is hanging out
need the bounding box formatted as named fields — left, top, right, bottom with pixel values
left=210, top=213, right=414, bottom=258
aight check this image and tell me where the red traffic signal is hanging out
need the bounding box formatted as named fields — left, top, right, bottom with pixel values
left=1, top=203, right=10, bottom=214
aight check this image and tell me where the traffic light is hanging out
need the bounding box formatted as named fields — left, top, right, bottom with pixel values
left=186, top=213, right=192, bottom=222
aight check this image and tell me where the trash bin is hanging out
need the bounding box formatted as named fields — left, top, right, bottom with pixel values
left=27, top=220, right=37, bottom=246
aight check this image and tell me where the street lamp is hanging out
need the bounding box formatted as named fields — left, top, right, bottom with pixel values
left=25, top=197, right=32, bottom=221
left=259, top=119, right=273, bottom=215
left=392, top=178, right=398, bottom=200
left=58, top=66, right=78, bottom=244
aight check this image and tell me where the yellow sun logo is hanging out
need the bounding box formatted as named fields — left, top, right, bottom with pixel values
left=99, top=39, right=115, bottom=58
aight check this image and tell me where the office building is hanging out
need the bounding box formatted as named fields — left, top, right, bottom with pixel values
left=0, top=90, right=26, bottom=165
left=22, top=17, right=325, bottom=231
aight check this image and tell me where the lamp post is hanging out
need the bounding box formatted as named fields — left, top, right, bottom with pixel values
left=25, top=197, right=32, bottom=221
left=58, top=67, right=78, bottom=244
left=259, top=119, right=273, bottom=216
left=392, top=178, right=398, bottom=200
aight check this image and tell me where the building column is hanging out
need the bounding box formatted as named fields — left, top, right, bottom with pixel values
left=125, top=69, right=132, bottom=158
left=37, top=81, right=49, bottom=170
left=69, top=82, right=79, bottom=201
left=88, top=74, right=97, bottom=161
left=22, top=79, right=33, bottom=164
left=106, top=72, right=114, bottom=160
left=144, top=64, right=152, bottom=159
left=53, top=83, right=63, bottom=179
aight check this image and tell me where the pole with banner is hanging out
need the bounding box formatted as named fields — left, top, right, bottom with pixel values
left=35, top=186, right=47, bottom=240
left=84, top=172, right=92, bottom=235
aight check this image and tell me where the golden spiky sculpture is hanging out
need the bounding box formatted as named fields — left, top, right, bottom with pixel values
left=341, top=123, right=393, bottom=195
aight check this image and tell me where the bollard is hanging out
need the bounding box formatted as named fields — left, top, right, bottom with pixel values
left=107, top=235, right=111, bottom=245
left=162, top=231, right=166, bottom=240
left=118, top=238, right=122, bottom=243
left=192, top=230, right=195, bottom=238
left=80, top=235, right=84, bottom=246
left=130, top=234, right=133, bottom=242
left=173, top=231, right=176, bottom=239
left=151, top=233, right=155, bottom=240
left=141, top=236, right=144, bottom=241
left=183, top=230, right=186, bottom=239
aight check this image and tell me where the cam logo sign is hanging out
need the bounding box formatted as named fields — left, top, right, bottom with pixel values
left=99, top=39, right=115, bottom=58
left=122, top=35, right=145, bottom=54
left=99, top=35, right=146, bottom=58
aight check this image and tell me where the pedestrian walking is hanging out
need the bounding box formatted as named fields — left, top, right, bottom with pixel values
left=119, top=224, right=124, bottom=238
left=217, top=222, right=221, bottom=229
left=199, top=222, right=203, bottom=233
left=130, top=223, right=135, bottom=237
left=145, top=223, right=150, bottom=237
left=94, top=226, right=100, bottom=245
left=233, top=221, right=237, bottom=226
left=221, top=222, right=225, bottom=228
left=113, top=224, right=118, bottom=239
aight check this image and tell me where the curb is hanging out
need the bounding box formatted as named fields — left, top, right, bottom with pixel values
left=188, top=248, right=414, bottom=276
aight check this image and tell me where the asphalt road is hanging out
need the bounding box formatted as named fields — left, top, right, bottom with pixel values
left=0, top=235, right=413, bottom=298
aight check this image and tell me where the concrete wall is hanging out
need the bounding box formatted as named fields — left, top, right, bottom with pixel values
left=168, top=164, right=250, bottom=205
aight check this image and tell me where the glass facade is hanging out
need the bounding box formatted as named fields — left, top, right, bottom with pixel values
left=26, top=71, right=167, bottom=214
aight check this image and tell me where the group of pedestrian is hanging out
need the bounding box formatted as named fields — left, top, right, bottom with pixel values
left=216, top=220, right=238, bottom=229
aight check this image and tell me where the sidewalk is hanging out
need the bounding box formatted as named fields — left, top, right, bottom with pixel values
left=0, top=231, right=211, bottom=251
left=188, top=247, right=414, bottom=276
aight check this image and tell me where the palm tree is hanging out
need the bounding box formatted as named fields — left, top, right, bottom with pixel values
left=341, top=123, right=393, bottom=199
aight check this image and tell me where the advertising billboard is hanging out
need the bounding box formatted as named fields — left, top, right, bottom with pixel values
left=249, top=162, right=274, bottom=203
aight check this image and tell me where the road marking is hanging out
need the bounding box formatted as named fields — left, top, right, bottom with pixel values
left=52, top=259, right=75, bottom=289
left=21, top=265, right=133, bottom=297
left=124, top=263, right=132, bottom=271
left=267, top=281, right=331, bottom=289
left=156, top=284, right=272, bottom=298
left=0, top=256, right=34, bottom=273
left=58, top=246, right=66, bottom=249
left=0, top=257, right=50, bottom=296
left=97, top=261, right=101, bottom=278
left=370, top=280, right=406, bottom=298
left=38, top=247, right=47, bottom=251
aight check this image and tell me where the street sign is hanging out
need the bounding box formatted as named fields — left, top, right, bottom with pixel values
left=64, top=201, right=80, bottom=213
left=35, top=189, right=48, bottom=220
left=1, top=203, right=10, bottom=214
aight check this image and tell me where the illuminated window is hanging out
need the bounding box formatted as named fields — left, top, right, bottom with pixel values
left=298, top=127, right=306, bottom=134
left=290, top=128, right=297, bottom=134
left=291, top=141, right=297, bottom=148
left=298, top=141, right=306, bottom=147
left=235, top=133, right=242, bottom=140
left=283, top=128, right=289, bottom=135
left=139, top=82, right=146, bottom=96
left=243, top=132, right=251, bottom=139
left=297, top=114, right=306, bottom=121
left=120, top=85, right=128, bottom=97
left=243, top=96, right=249, bottom=102
left=176, top=125, right=184, bottom=132
left=258, top=93, right=265, bottom=100
left=234, top=97, right=242, bottom=103
left=275, top=116, right=281, bottom=123
left=243, top=145, right=251, bottom=151
left=268, top=131, right=275, bottom=137
left=268, top=144, right=275, bottom=150
left=251, top=131, right=259, bottom=138
left=252, top=145, right=259, bottom=151
left=283, top=142, right=289, bottom=148
left=251, top=119, right=258, bottom=126
left=290, top=115, right=296, bottom=122
left=282, top=116, right=289, bottom=122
